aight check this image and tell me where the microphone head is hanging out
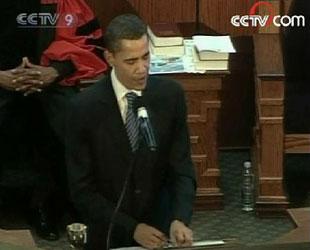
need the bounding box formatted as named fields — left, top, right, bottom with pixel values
left=137, top=107, right=148, bottom=118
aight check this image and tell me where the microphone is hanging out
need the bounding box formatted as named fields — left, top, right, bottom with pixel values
left=135, top=97, right=157, bottom=151
left=106, top=97, right=156, bottom=249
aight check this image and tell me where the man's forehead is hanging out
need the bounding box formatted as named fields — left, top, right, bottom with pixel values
left=119, top=35, right=148, bottom=47
left=115, top=38, right=149, bottom=57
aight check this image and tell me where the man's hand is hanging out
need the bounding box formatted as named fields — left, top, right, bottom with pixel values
left=0, top=57, right=59, bottom=95
left=133, top=223, right=167, bottom=249
left=14, top=57, right=59, bottom=96
left=0, top=68, right=28, bottom=91
left=169, top=220, right=193, bottom=247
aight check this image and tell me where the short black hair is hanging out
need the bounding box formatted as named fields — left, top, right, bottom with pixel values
left=104, top=14, right=147, bottom=53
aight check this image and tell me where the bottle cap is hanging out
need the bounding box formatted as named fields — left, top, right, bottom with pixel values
left=243, top=161, right=251, bottom=168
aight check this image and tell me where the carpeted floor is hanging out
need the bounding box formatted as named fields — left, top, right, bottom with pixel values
left=0, top=151, right=301, bottom=249
left=191, top=151, right=294, bottom=245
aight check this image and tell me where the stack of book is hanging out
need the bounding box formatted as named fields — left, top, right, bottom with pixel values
left=192, top=35, right=236, bottom=71
left=147, top=23, right=185, bottom=57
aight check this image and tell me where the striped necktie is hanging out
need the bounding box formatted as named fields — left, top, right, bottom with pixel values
left=125, top=92, right=139, bottom=152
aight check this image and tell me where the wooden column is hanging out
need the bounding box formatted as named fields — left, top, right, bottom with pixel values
left=253, top=34, right=289, bottom=216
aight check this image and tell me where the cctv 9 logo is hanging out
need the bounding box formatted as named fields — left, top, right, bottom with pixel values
left=17, top=13, right=78, bottom=28
left=57, top=13, right=78, bottom=27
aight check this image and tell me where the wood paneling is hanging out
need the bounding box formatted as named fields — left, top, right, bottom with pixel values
left=199, top=0, right=256, bottom=35
left=258, top=0, right=280, bottom=34
left=170, top=73, right=228, bottom=210
left=85, top=0, right=137, bottom=29
left=285, top=135, right=310, bottom=154
left=284, top=0, right=293, bottom=14
left=253, top=31, right=310, bottom=215
left=253, top=34, right=289, bottom=216
left=128, top=0, right=196, bottom=25
left=257, top=0, right=293, bottom=33
left=219, top=37, right=255, bottom=148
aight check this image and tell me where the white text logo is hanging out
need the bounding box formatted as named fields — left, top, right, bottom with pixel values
left=231, top=1, right=305, bottom=28
left=231, top=15, right=305, bottom=27
left=16, top=13, right=77, bottom=28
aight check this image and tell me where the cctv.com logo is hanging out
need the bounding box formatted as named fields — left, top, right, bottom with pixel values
left=231, top=1, right=305, bottom=27
left=16, top=13, right=78, bottom=28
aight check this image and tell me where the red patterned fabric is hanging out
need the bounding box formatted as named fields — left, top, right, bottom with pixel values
left=41, top=0, right=107, bottom=85
left=41, top=0, right=58, bottom=4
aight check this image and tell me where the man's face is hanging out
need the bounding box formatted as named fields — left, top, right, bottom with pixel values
left=105, top=34, right=150, bottom=90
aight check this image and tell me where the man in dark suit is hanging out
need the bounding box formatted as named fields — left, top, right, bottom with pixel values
left=66, top=14, right=196, bottom=250
left=0, top=0, right=107, bottom=240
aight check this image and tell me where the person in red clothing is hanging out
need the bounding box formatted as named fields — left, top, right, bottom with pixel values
left=0, top=0, right=107, bottom=240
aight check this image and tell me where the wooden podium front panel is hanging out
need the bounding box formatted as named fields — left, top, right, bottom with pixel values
left=166, top=73, right=227, bottom=210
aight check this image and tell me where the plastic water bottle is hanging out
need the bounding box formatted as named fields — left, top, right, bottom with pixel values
left=241, top=161, right=254, bottom=211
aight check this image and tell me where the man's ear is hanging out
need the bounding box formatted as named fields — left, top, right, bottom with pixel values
left=104, top=50, right=114, bottom=67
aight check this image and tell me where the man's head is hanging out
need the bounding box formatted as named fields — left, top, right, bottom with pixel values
left=104, top=14, right=150, bottom=90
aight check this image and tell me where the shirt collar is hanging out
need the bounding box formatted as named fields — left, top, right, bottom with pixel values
left=111, top=68, right=141, bottom=102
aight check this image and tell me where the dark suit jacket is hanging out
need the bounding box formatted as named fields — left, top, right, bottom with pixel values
left=66, top=75, right=196, bottom=249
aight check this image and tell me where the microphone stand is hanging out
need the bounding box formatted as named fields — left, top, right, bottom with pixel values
left=106, top=149, right=140, bottom=250
left=106, top=102, right=157, bottom=249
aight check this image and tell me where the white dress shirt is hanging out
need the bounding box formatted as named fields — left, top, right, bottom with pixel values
left=111, top=69, right=141, bottom=123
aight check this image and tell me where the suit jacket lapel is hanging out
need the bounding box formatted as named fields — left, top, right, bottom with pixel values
left=98, top=76, right=132, bottom=163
